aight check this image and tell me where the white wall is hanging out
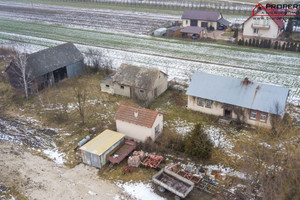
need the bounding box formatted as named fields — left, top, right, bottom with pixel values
left=116, top=114, right=163, bottom=142
left=187, top=95, right=272, bottom=128
left=243, top=10, right=281, bottom=39
left=100, top=83, right=114, bottom=94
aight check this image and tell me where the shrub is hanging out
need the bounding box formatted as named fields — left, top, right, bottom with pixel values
left=233, top=29, right=238, bottom=39
left=184, top=123, right=213, bottom=159
left=274, top=41, right=278, bottom=49
left=282, top=43, right=286, bottom=50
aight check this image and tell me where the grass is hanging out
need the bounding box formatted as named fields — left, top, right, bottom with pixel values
left=221, top=32, right=234, bottom=37
left=290, top=33, right=300, bottom=42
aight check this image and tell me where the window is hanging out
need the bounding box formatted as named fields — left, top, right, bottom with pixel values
left=250, top=110, right=257, bottom=120
left=253, top=28, right=258, bottom=34
left=120, top=85, right=124, bottom=89
left=197, top=98, right=204, bottom=107
left=264, top=20, right=269, bottom=26
left=254, top=19, right=259, bottom=25
left=155, top=125, right=159, bottom=136
left=140, top=89, right=144, bottom=93
left=260, top=113, right=267, bottom=122
left=106, top=85, right=110, bottom=88
left=186, top=20, right=188, bottom=25
left=205, top=100, right=212, bottom=108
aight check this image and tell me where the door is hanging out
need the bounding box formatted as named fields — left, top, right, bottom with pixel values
left=191, top=20, right=198, bottom=26
left=85, top=152, right=91, bottom=165
left=201, top=22, right=208, bottom=27
left=224, top=109, right=232, bottom=118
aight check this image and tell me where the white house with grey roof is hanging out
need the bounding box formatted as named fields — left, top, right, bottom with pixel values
left=6, top=43, right=84, bottom=92
left=186, top=72, right=289, bottom=128
left=101, top=64, right=168, bottom=102
left=182, top=10, right=230, bottom=30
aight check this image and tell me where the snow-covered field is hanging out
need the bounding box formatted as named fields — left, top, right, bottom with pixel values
left=0, top=1, right=179, bottom=34
left=1, top=2, right=297, bottom=106
left=1, top=29, right=298, bottom=105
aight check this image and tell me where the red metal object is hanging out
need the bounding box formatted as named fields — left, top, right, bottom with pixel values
left=122, top=165, right=133, bottom=174
left=167, top=162, right=180, bottom=171
left=141, top=154, right=163, bottom=168
left=106, top=140, right=136, bottom=164
left=177, top=170, right=202, bottom=184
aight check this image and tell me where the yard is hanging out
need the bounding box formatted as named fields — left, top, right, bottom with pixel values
left=0, top=1, right=299, bottom=199
left=1, top=55, right=299, bottom=199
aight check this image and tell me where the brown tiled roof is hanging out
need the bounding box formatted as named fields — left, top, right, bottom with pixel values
left=115, top=104, right=159, bottom=128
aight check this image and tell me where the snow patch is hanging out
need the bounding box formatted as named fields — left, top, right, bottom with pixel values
left=116, top=181, right=166, bottom=200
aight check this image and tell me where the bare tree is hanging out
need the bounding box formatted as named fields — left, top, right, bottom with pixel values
left=74, top=83, right=87, bottom=125
left=84, top=48, right=112, bottom=75
left=10, top=45, right=32, bottom=99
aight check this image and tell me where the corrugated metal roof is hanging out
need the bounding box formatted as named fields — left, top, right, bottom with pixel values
left=181, top=26, right=206, bottom=34
left=115, top=104, right=159, bottom=128
left=182, top=10, right=220, bottom=21
left=79, top=130, right=125, bottom=156
left=217, top=18, right=231, bottom=26
left=186, top=72, right=289, bottom=115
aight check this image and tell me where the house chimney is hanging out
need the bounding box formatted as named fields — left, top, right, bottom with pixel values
left=134, top=111, right=139, bottom=118
left=241, top=77, right=253, bottom=86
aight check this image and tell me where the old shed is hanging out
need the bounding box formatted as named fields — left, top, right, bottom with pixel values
left=101, top=64, right=168, bottom=102
left=6, top=43, right=84, bottom=92
left=79, top=130, right=125, bottom=168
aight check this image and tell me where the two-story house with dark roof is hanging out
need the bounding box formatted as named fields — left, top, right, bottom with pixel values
left=181, top=10, right=230, bottom=30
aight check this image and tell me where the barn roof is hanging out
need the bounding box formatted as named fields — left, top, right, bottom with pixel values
left=186, top=72, right=289, bottom=115
left=115, top=104, right=160, bottom=128
left=182, top=10, right=221, bottom=21
left=113, top=64, right=166, bottom=90
left=79, top=130, right=125, bottom=156
left=14, top=43, right=83, bottom=77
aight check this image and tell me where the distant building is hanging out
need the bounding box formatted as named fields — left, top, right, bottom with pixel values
left=79, top=130, right=125, bottom=168
left=242, top=4, right=284, bottom=39
left=181, top=10, right=230, bottom=30
left=101, top=64, right=168, bottom=102
left=181, top=26, right=207, bottom=39
left=166, top=26, right=181, bottom=37
left=6, top=43, right=84, bottom=92
left=115, top=104, right=163, bottom=142
left=186, top=72, right=289, bottom=128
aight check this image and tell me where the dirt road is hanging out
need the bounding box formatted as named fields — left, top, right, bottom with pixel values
left=0, top=143, right=128, bottom=200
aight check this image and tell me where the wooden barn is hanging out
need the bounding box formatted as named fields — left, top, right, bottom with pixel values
left=6, top=43, right=84, bottom=92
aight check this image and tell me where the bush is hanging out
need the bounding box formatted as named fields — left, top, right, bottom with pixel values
left=274, top=41, right=278, bottom=49
left=184, top=123, right=213, bottom=159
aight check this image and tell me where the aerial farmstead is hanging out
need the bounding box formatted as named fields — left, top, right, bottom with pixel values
left=0, top=1, right=299, bottom=200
